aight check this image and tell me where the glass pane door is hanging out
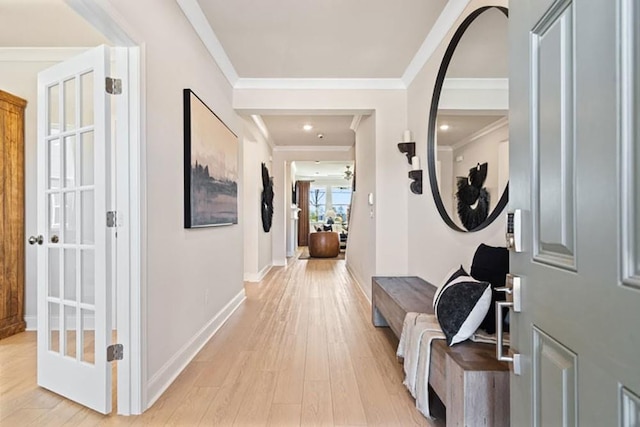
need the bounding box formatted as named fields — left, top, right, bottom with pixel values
left=37, top=45, right=111, bottom=414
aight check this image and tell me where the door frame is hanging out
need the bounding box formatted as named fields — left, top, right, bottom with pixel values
left=65, top=0, right=145, bottom=415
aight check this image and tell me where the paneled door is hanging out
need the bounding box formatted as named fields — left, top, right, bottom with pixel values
left=0, top=90, right=27, bottom=340
left=509, top=0, right=640, bottom=425
left=36, top=45, right=114, bottom=414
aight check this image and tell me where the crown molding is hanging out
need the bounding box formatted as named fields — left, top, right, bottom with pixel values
left=176, top=0, right=239, bottom=86
left=273, top=145, right=353, bottom=152
left=0, top=47, right=90, bottom=62
left=438, top=146, right=454, bottom=152
left=250, top=114, right=274, bottom=149
left=450, top=116, right=508, bottom=151
left=350, top=115, right=363, bottom=132
left=234, top=78, right=405, bottom=90
left=402, top=0, right=472, bottom=87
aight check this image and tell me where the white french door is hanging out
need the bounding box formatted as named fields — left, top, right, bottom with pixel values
left=36, top=45, right=114, bottom=414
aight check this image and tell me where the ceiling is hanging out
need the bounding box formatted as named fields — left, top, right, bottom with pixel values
left=294, top=161, right=354, bottom=181
left=436, top=114, right=506, bottom=147
left=196, top=0, right=448, bottom=79
left=261, top=115, right=354, bottom=146
left=180, top=0, right=473, bottom=148
left=2, top=0, right=509, bottom=149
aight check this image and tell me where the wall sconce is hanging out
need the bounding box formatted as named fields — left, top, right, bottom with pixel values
left=397, top=130, right=422, bottom=194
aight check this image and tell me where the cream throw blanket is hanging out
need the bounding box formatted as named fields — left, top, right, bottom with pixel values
left=396, top=313, right=444, bottom=419
left=397, top=312, right=509, bottom=419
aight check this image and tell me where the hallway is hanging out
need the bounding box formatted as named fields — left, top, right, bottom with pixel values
left=0, top=256, right=435, bottom=426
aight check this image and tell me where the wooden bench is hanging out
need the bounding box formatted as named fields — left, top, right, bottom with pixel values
left=372, top=276, right=510, bottom=426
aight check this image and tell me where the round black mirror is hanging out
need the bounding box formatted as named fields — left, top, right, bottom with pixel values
left=427, top=6, right=509, bottom=232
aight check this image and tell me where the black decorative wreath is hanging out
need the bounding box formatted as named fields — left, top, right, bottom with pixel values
left=261, top=163, right=274, bottom=232
left=456, top=163, right=490, bottom=231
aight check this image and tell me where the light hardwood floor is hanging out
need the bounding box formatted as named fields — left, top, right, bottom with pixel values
left=0, top=254, right=438, bottom=426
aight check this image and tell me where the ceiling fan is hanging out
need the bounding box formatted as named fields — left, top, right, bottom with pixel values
left=344, top=165, right=353, bottom=180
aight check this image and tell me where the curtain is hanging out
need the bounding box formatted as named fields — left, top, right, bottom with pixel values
left=297, top=181, right=310, bottom=246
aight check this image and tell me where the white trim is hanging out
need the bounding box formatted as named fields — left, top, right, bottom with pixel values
left=244, top=263, right=273, bottom=283
left=442, top=77, right=509, bottom=90
left=0, top=47, right=91, bottom=62
left=272, top=258, right=287, bottom=267
left=438, top=146, right=454, bottom=152
left=64, top=0, right=144, bottom=415
left=350, top=115, right=363, bottom=132
left=273, top=145, right=353, bottom=152
left=234, top=78, right=405, bottom=90
left=129, top=44, right=145, bottom=416
left=65, top=0, right=142, bottom=46
left=250, top=115, right=274, bottom=148
left=451, top=116, right=509, bottom=151
left=402, top=0, right=472, bottom=86
left=345, top=263, right=371, bottom=304
left=176, top=0, right=239, bottom=86
left=25, top=315, right=37, bottom=331
left=145, top=289, right=246, bottom=407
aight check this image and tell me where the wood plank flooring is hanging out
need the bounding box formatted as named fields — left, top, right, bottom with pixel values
left=0, top=254, right=436, bottom=426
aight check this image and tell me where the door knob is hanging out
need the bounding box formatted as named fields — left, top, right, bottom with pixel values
left=50, top=235, right=59, bottom=244
left=28, top=235, right=43, bottom=245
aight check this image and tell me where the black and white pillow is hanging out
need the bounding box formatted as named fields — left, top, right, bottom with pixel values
left=433, top=265, right=468, bottom=309
left=434, top=270, right=492, bottom=346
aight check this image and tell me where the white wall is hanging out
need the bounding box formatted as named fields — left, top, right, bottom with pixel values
left=451, top=123, right=508, bottom=228
left=406, top=0, right=508, bottom=285
left=108, top=0, right=245, bottom=406
left=346, top=114, right=377, bottom=299
left=242, top=117, right=273, bottom=282
left=0, top=59, right=59, bottom=329
left=235, top=89, right=410, bottom=289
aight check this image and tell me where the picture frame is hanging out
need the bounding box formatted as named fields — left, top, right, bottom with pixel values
left=183, top=88, right=238, bottom=228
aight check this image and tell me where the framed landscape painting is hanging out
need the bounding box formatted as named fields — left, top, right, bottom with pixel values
left=184, top=89, right=238, bottom=227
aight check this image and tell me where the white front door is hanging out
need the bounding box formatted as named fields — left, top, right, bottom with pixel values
left=36, top=45, right=114, bottom=414
left=509, top=0, right=640, bottom=425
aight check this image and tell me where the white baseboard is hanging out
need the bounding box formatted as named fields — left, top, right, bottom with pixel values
left=272, top=258, right=287, bottom=267
left=345, top=263, right=371, bottom=304
left=25, top=315, right=37, bottom=331
left=145, top=289, right=246, bottom=408
left=243, top=263, right=272, bottom=282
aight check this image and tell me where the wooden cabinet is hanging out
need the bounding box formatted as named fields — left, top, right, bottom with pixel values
left=0, top=90, right=27, bottom=339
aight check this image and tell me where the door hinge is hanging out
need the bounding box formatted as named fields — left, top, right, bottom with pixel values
left=107, top=211, right=117, bottom=228
left=107, top=344, right=124, bottom=362
left=105, top=77, right=122, bottom=95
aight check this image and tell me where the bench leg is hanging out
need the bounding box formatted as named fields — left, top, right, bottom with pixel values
left=446, top=356, right=510, bottom=427
left=372, top=305, right=389, bottom=328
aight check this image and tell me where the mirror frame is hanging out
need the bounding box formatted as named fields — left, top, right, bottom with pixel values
left=427, top=6, right=509, bottom=233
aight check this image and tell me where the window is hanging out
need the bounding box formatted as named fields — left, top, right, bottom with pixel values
left=309, top=185, right=352, bottom=225
left=309, top=187, right=326, bottom=222
left=331, top=187, right=351, bottom=222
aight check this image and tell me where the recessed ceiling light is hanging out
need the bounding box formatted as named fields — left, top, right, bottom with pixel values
left=303, top=124, right=313, bottom=131
left=439, top=124, right=450, bottom=131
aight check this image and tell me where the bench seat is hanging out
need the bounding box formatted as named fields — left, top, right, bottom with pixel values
left=372, top=276, right=509, bottom=426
